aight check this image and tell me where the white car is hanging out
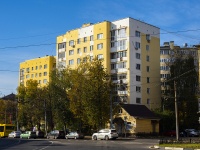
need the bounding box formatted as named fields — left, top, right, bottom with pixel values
left=8, top=131, right=21, bottom=138
left=92, top=129, right=118, bottom=140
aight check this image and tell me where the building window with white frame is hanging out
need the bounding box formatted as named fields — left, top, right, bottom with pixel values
left=58, top=52, right=65, bottom=59
left=97, top=43, right=103, bottom=50
left=84, top=37, right=87, bottom=42
left=90, top=45, right=93, bottom=51
left=135, top=31, right=140, bottom=37
left=97, top=33, right=103, bottom=39
left=58, top=42, right=66, bottom=49
left=69, top=50, right=74, bottom=55
left=136, top=75, right=141, bottom=81
left=146, top=34, right=150, bottom=41
left=147, top=77, right=150, bottom=83
left=43, top=72, right=47, bottom=76
left=135, top=42, right=140, bottom=49
left=44, top=64, right=47, bottom=69
left=147, top=66, right=150, bottom=72
left=146, top=45, right=149, bottom=51
left=118, top=28, right=126, bottom=37
left=147, top=88, right=150, bottom=94
left=146, top=55, right=150, bottom=61
left=118, top=40, right=126, bottom=50
left=97, top=54, right=103, bottom=60
left=136, top=97, right=141, bottom=104
left=136, top=53, right=140, bottom=59
left=69, top=40, right=74, bottom=46
left=77, top=58, right=81, bottom=64
left=136, top=86, right=141, bottom=92
left=43, top=79, right=47, bottom=84
left=77, top=38, right=81, bottom=44
left=77, top=48, right=81, bottom=54
left=69, top=59, right=74, bottom=65
left=136, top=64, right=140, bottom=70
left=84, top=47, right=87, bottom=53
left=90, top=35, right=93, bottom=41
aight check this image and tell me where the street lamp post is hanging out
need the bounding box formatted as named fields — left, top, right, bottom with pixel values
left=110, top=92, right=113, bottom=129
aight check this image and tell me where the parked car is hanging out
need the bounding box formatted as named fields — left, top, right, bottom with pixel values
left=163, top=130, right=176, bottom=137
left=185, top=129, right=199, bottom=137
left=36, top=131, right=45, bottom=138
left=92, top=129, right=118, bottom=140
left=8, top=131, right=21, bottom=138
left=47, top=130, right=65, bottom=139
left=65, top=131, right=84, bottom=139
left=20, top=131, right=36, bottom=139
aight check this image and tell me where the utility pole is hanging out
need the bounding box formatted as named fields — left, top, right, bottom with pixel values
left=174, top=80, right=179, bottom=141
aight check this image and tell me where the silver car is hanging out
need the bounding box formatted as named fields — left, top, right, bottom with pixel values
left=92, top=129, right=118, bottom=140
left=8, top=131, right=21, bottom=138
left=65, top=131, right=84, bottom=139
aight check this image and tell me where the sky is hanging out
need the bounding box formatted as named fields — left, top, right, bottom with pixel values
left=0, top=0, right=200, bottom=97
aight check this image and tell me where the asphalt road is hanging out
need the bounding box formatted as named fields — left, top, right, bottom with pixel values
left=0, top=138, right=160, bottom=150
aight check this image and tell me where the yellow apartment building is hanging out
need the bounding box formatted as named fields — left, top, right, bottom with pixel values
left=56, top=17, right=161, bottom=110
left=19, top=55, right=56, bottom=87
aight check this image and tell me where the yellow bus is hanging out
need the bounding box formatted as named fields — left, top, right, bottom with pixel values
left=0, top=124, right=15, bottom=137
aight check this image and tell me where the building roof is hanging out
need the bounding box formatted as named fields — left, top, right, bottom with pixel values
left=121, top=104, right=159, bottom=119
left=1, top=93, right=16, bottom=101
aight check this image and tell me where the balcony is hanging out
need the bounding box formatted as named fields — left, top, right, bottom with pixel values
left=118, top=90, right=128, bottom=95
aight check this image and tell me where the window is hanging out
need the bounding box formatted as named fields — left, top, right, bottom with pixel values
left=136, top=75, right=141, bottom=81
left=31, top=67, right=34, bottom=70
left=136, top=86, right=141, bottom=92
left=58, top=42, right=66, bottom=49
left=39, top=65, right=42, bottom=69
left=136, top=98, right=141, bottom=103
left=97, top=33, right=103, bottom=39
left=118, top=28, right=126, bottom=37
left=38, top=80, right=41, bottom=84
left=146, top=55, right=150, bottom=61
left=146, top=45, right=149, bottom=51
left=135, top=42, right=140, bottom=49
left=147, top=77, right=150, bottom=83
left=135, top=31, right=140, bottom=37
left=118, top=40, right=126, bottom=50
left=136, top=53, right=140, bottom=59
left=97, top=54, right=103, bottom=60
left=69, top=40, right=74, bottom=46
left=44, top=72, right=47, bottom=76
left=146, top=34, right=150, bottom=41
left=90, top=45, right=93, bottom=51
left=31, top=74, right=34, bottom=78
left=84, top=47, right=87, bottom=53
left=97, top=43, right=103, bottom=50
left=35, top=66, right=38, bottom=70
left=43, top=79, right=47, bottom=84
left=147, top=66, right=150, bottom=72
left=39, top=73, right=42, bottom=77
left=77, top=48, right=81, bottom=54
left=26, top=68, right=30, bottom=72
left=111, top=42, right=115, bottom=48
left=147, top=99, right=150, bottom=104
left=84, top=37, right=87, bottom=42
left=77, top=58, right=81, bottom=64
left=35, top=73, right=37, bottom=77
left=44, top=64, right=47, bottom=69
left=69, top=50, right=74, bottom=55
left=118, top=50, right=127, bottom=58
left=147, top=88, right=150, bottom=94
left=136, top=64, right=140, bottom=70
left=69, top=59, right=74, bottom=65
left=58, top=52, right=65, bottom=59
left=90, top=35, right=93, bottom=41
left=77, top=38, right=81, bottom=44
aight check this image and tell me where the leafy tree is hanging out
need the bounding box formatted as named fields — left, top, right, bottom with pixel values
left=163, top=55, right=199, bottom=130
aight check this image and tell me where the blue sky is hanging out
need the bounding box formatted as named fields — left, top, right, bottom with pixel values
left=0, top=0, right=200, bottom=96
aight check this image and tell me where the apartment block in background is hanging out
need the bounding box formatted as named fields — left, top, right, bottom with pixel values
left=56, top=17, right=161, bottom=109
left=19, top=55, right=56, bottom=87
left=160, top=41, right=199, bottom=94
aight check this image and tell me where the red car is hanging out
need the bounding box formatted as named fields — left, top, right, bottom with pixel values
left=163, top=130, right=176, bottom=137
